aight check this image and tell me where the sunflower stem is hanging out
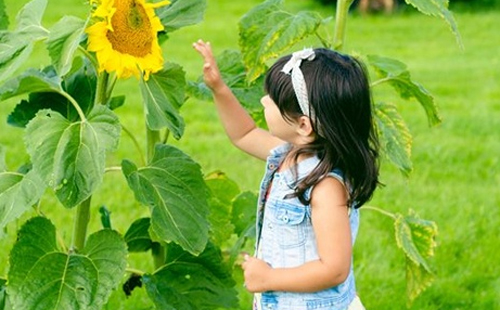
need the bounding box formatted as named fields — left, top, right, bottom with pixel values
left=70, top=72, right=111, bottom=252
left=72, top=196, right=92, bottom=251
left=126, top=267, right=146, bottom=276
left=363, top=205, right=397, bottom=220
left=162, top=129, right=170, bottom=144
left=95, top=71, right=110, bottom=106
left=333, top=0, right=354, bottom=51
left=121, top=124, right=146, bottom=166
left=152, top=242, right=166, bottom=269
left=146, top=125, right=166, bottom=267
left=370, top=77, right=392, bottom=87
left=60, top=91, right=87, bottom=122
left=146, top=128, right=161, bottom=163
left=78, top=46, right=99, bottom=71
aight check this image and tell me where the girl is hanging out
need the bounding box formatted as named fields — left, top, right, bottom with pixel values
left=193, top=40, right=379, bottom=310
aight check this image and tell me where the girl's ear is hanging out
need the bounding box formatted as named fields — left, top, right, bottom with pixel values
left=296, top=115, right=314, bottom=137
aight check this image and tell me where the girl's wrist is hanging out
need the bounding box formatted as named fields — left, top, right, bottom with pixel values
left=211, top=83, right=230, bottom=96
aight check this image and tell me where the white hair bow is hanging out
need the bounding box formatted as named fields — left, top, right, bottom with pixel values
left=281, top=48, right=316, bottom=118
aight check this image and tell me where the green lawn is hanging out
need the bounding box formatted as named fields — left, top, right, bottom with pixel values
left=1, top=0, right=499, bottom=309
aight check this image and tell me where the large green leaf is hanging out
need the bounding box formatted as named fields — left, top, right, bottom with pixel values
left=0, top=0, right=8, bottom=30
left=187, top=49, right=265, bottom=125
left=140, top=62, right=186, bottom=139
left=25, top=106, right=120, bottom=208
left=7, top=217, right=127, bottom=310
left=216, top=49, right=264, bottom=112
left=156, top=0, right=206, bottom=33
left=0, top=0, right=49, bottom=82
left=205, top=171, right=240, bottom=245
left=232, top=191, right=258, bottom=237
left=374, top=101, right=413, bottom=176
left=47, top=16, right=87, bottom=77
left=228, top=191, right=257, bottom=265
left=368, top=55, right=441, bottom=127
left=239, top=0, right=323, bottom=82
left=8, top=60, right=96, bottom=127
left=124, top=217, right=154, bottom=252
left=0, top=68, right=61, bottom=101
left=394, top=209, right=438, bottom=305
left=122, top=144, right=209, bottom=255
left=405, top=0, right=462, bottom=48
left=0, top=170, right=45, bottom=231
left=144, top=242, right=238, bottom=310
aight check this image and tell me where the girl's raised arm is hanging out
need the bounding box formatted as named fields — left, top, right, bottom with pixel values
left=193, top=40, right=283, bottom=160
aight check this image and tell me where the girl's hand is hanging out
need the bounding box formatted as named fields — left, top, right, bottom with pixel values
left=241, top=253, right=272, bottom=293
left=192, top=40, right=225, bottom=93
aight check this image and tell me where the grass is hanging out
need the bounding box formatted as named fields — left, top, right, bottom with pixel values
left=1, top=0, right=500, bottom=309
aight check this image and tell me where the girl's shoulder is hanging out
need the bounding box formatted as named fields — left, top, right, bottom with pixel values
left=305, top=167, right=349, bottom=203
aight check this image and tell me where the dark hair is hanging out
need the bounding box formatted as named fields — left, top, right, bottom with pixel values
left=264, top=48, right=379, bottom=208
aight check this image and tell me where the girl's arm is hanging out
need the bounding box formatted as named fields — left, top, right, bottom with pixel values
left=242, top=176, right=352, bottom=292
left=193, top=40, right=284, bottom=160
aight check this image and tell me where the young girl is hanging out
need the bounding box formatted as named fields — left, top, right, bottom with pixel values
left=193, top=40, right=379, bottom=310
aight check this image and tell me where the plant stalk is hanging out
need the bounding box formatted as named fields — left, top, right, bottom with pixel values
left=72, top=196, right=92, bottom=251
left=333, top=0, right=353, bottom=51
left=152, top=243, right=166, bottom=269
left=146, top=127, right=166, bottom=268
left=95, top=71, right=110, bottom=106
left=363, top=205, right=397, bottom=219
left=60, top=91, right=87, bottom=122
left=147, top=128, right=161, bottom=163
left=71, top=72, right=111, bottom=251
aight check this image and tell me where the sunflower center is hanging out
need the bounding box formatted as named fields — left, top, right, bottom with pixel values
left=106, top=0, right=154, bottom=57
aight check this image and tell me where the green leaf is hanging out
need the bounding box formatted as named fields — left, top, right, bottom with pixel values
left=405, top=0, right=463, bottom=49
left=122, top=144, right=209, bottom=255
left=7, top=60, right=96, bottom=127
left=394, top=209, right=438, bottom=304
left=0, top=0, right=49, bottom=82
left=0, top=0, right=8, bottom=30
left=229, top=224, right=255, bottom=266
left=124, top=217, right=154, bottom=252
left=239, top=0, right=323, bottom=82
left=156, top=0, right=207, bottom=33
left=232, top=191, right=258, bottom=237
left=0, top=68, right=61, bottom=101
left=7, top=217, right=127, bottom=310
left=144, top=242, right=238, bottom=310
left=205, top=171, right=240, bottom=245
left=187, top=49, right=265, bottom=124
left=0, top=170, right=45, bottom=231
left=47, top=16, right=87, bottom=77
left=108, top=95, right=125, bottom=110
left=368, top=55, right=441, bottom=127
left=25, top=106, right=120, bottom=208
left=140, top=62, right=186, bottom=139
left=63, top=58, right=97, bottom=117
left=374, top=101, right=413, bottom=176
left=98, top=205, right=112, bottom=229
left=217, top=49, right=265, bottom=112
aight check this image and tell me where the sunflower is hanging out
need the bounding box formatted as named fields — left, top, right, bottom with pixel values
left=86, top=0, right=170, bottom=79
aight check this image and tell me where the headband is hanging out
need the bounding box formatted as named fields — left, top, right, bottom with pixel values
left=281, top=48, right=316, bottom=118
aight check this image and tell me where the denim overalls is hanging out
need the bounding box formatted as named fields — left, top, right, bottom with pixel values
left=254, top=144, right=359, bottom=310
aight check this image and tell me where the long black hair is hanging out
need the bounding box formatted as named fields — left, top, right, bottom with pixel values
left=264, top=48, right=379, bottom=208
